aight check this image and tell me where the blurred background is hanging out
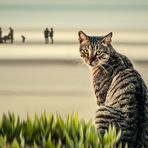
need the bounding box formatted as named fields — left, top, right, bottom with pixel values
left=0, top=0, right=148, bottom=120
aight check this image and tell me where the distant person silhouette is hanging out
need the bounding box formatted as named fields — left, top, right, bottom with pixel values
left=0, top=27, right=2, bottom=43
left=21, top=35, right=26, bottom=43
left=8, top=27, right=14, bottom=43
left=49, top=28, right=54, bottom=44
left=44, top=28, right=49, bottom=44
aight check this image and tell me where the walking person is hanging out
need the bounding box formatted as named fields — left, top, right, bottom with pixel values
left=21, top=35, right=26, bottom=43
left=8, top=27, right=14, bottom=43
left=49, top=28, right=54, bottom=44
left=0, top=27, right=2, bottom=43
left=44, top=28, right=49, bottom=44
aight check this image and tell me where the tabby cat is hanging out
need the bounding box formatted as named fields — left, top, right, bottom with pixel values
left=78, top=31, right=148, bottom=148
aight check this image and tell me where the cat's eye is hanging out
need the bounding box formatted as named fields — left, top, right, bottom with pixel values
left=83, top=49, right=88, bottom=54
left=96, top=51, right=102, bottom=55
left=80, top=48, right=89, bottom=57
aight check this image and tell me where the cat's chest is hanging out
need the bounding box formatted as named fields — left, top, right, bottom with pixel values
left=92, top=67, right=113, bottom=105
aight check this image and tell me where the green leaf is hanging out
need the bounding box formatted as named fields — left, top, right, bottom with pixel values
left=0, top=135, right=7, bottom=148
left=20, top=137, right=25, bottom=148
left=11, top=138, right=19, bottom=148
left=44, top=134, right=54, bottom=148
left=115, top=129, right=121, bottom=143
left=0, top=112, right=124, bottom=148
left=25, top=114, right=33, bottom=142
left=73, top=112, right=79, bottom=131
left=79, top=124, right=84, bottom=142
left=2, top=114, right=13, bottom=141
left=56, top=113, right=64, bottom=130
left=65, top=130, right=74, bottom=148
left=15, top=116, right=22, bottom=139
left=33, top=141, right=38, bottom=148
left=125, top=143, right=128, bottom=148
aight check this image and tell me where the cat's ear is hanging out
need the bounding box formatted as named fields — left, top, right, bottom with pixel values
left=101, top=32, right=113, bottom=46
left=78, top=31, right=89, bottom=44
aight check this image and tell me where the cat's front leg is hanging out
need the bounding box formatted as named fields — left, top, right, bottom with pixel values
left=93, top=76, right=112, bottom=106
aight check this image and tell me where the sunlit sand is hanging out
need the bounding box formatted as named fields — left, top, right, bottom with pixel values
left=0, top=29, right=148, bottom=120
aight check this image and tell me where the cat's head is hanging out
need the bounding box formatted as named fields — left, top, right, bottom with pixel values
left=78, top=31, right=113, bottom=67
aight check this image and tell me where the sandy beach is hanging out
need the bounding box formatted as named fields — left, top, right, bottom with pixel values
left=0, top=60, right=148, bottom=120
left=0, top=29, right=148, bottom=120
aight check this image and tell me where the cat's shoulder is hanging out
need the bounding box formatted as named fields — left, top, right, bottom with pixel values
left=117, top=52, right=133, bottom=68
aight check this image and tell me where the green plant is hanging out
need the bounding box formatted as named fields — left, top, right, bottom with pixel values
left=0, top=112, right=123, bottom=148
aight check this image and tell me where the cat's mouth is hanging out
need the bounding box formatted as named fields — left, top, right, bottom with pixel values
left=82, top=56, right=98, bottom=67
left=88, top=61, right=94, bottom=66
left=88, top=56, right=96, bottom=66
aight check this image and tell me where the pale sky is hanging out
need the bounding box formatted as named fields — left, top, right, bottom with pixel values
left=0, top=0, right=148, bottom=29
left=0, top=0, right=148, bottom=5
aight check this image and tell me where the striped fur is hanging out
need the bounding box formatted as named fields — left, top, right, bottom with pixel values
left=78, top=31, right=148, bottom=148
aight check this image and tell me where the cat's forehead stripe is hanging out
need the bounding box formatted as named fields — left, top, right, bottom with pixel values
left=88, top=36, right=102, bottom=44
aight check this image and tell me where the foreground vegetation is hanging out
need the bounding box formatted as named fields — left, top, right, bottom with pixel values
left=0, top=112, right=124, bottom=148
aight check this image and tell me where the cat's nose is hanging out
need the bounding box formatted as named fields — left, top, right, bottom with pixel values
left=89, top=56, right=95, bottom=65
